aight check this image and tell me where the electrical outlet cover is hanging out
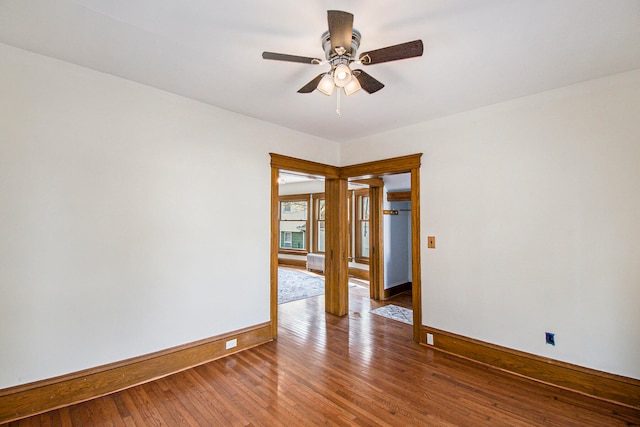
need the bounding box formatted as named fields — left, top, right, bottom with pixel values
left=426, top=333, right=434, bottom=345
left=545, top=332, right=555, bottom=346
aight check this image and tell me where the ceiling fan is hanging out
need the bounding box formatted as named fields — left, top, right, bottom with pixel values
left=262, top=10, right=423, bottom=98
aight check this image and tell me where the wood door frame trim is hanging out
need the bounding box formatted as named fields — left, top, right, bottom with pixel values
left=410, top=166, right=422, bottom=341
left=340, top=154, right=422, bottom=178
left=270, top=153, right=423, bottom=342
left=368, top=185, right=384, bottom=301
left=324, top=177, right=350, bottom=315
left=270, top=153, right=340, bottom=179
left=387, top=191, right=412, bottom=202
left=270, top=165, right=279, bottom=338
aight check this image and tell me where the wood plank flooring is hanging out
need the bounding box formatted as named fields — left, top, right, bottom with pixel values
left=3, top=275, right=639, bottom=426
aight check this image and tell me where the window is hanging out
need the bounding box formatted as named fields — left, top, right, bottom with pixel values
left=355, top=190, right=370, bottom=263
left=281, top=231, right=293, bottom=248
left=279, top=195, right=309, bottom=252
left=314, top=195, right=326, bottom=253
left=278, top=191, right=370, bottom=259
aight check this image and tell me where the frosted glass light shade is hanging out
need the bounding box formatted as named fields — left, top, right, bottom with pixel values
left=317, top=73, right=335, bottom=95
left=333, top=64, right=352, bottom=87
left=344, top=76, right=361, bottom=96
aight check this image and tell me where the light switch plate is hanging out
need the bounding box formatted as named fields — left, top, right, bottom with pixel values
left=428, top=236, right=436, bottom=248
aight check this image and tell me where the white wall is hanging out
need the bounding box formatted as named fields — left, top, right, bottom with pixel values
left=3, top=40, right=638, bottom=388
left=278, top=180, right=325, bottom=196
left=0, top=43, right=339, bottom=388
left=341, top=69, right=640, bottom=379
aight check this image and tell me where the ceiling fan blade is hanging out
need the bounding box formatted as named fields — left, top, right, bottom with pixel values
left=359, top=40, right=424, bottom=65
left=353, top=70, right=384, bottom=94
left=297, top=74, right=325, bottom=93
left=262, top=52, right=322, bottom=64
left=327, top=10, right=354, bottom=54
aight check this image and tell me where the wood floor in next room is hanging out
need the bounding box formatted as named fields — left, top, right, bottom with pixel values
left=4, top=276, right=639, bottom=426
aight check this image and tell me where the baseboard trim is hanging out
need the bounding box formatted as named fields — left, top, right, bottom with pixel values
left=383, top=282, right=411, bottom=300
left=276, top=262, right=368, bottom=281
left=349, top=267, right=369, bottom=281
left=0, top=322, right=273, bottom=423
left=278, top=260, right=368, bottom=281
left=420, top=325, right=640, bottom=408
left=278, top=258, right=306, bottom=268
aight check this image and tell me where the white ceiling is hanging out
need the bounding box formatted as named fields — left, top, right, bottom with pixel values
left=1, top=0, right=639, bottom=143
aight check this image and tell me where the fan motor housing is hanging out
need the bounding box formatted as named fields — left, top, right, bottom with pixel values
left=321, top=29, right=361, bottom=60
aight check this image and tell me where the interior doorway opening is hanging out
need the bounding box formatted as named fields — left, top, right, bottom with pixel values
left=355, top=172, right=413, bottom=307
left=270, top=153, right=422, bottom=342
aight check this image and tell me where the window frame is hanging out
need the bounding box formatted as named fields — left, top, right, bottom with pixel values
left=312, top=193, right=326, bottom=254
left=354, top=189, right=370, bottom=264
left=278, top=194, right=310, bottom=254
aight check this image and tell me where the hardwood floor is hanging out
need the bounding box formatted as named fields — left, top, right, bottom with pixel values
left=4, top=277, right=639, bottom=426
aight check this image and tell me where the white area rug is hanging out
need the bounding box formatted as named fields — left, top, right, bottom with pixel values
left=278, top=268, right=325, bottom=304
left=370, top=304, right=413, bottom=325
left=277, top=268, right=356, bottom=305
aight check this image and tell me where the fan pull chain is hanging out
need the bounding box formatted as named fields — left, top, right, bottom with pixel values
left=336, top=88, right=341, bottom=117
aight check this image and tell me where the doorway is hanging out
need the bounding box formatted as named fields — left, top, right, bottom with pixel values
left=380, top=173, right=413, bottom=307
left=270, top=153, right=423, bottom=342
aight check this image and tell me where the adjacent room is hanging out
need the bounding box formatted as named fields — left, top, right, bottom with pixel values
left=1, top=0, right=639, bottom=424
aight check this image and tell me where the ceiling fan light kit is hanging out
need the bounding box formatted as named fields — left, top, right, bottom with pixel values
left=317, top=73, right=335, bottom=96
left=262, top=10, right=424, bottom=114
left=333, top=63, right=352, bottom=87
left=343, top=76, right=361, bottom=96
